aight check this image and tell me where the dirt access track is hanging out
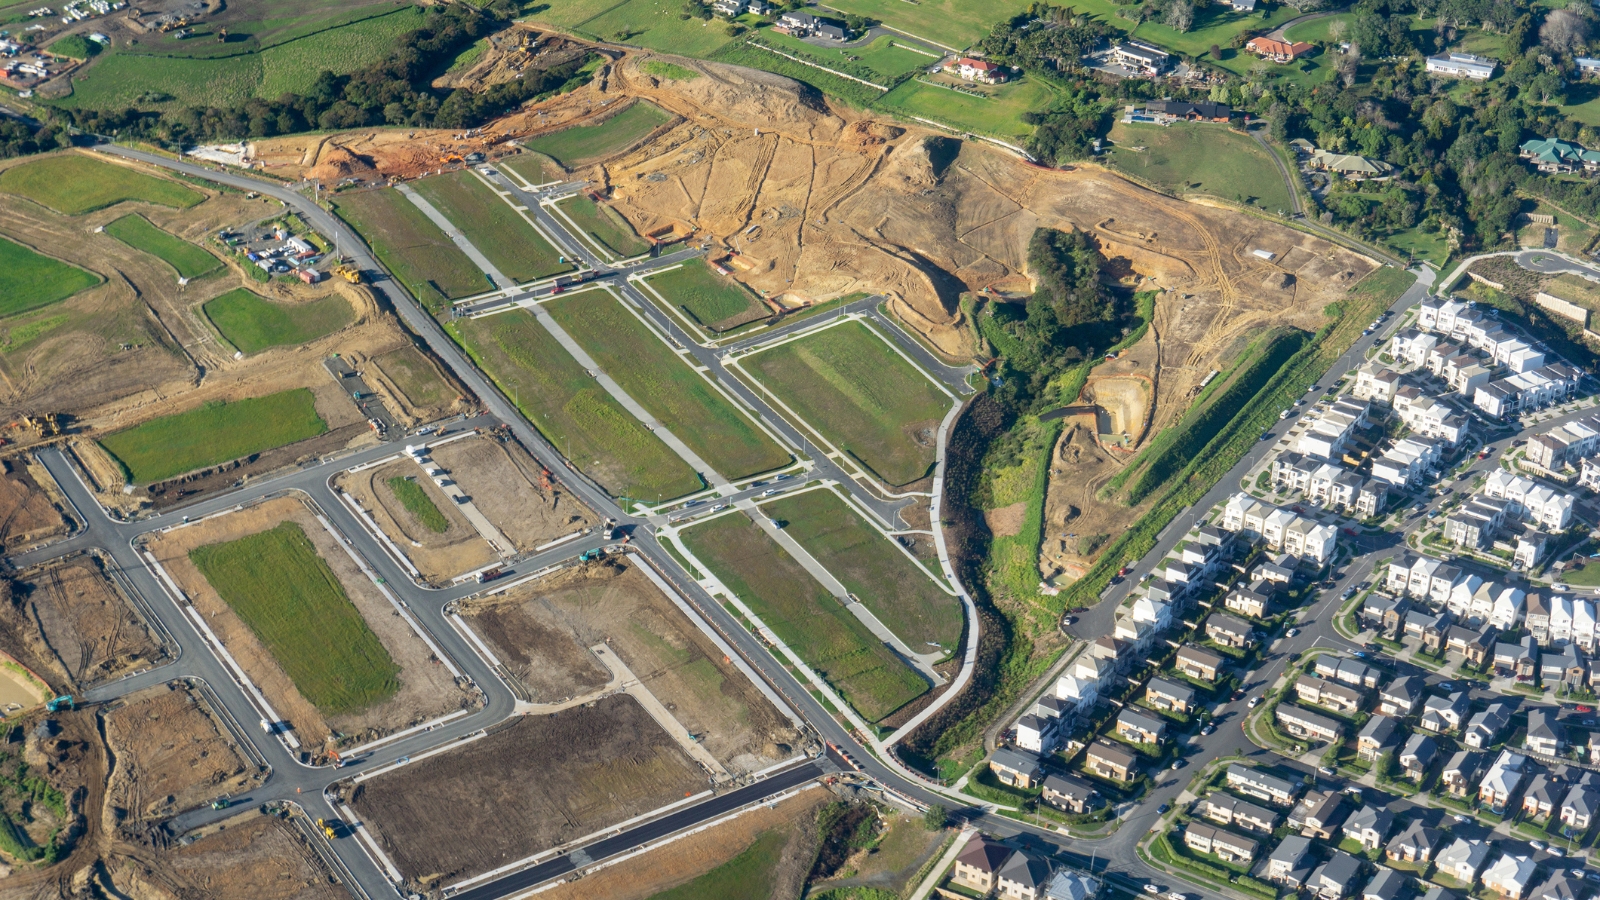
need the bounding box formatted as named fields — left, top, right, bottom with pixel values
left=145, top=495, right=470, bottom=751
left=335, top=431, right=596, bottom=583
left=350, top=695, right=709, bottom=890
left=460, top=556, right=796, bottom=773
left=0, top=553, right=165, bottom=695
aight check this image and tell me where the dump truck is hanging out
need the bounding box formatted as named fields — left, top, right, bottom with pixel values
left=476, top=567, right=506, bottom=584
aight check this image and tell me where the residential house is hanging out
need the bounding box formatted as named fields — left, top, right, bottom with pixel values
left=997, top=850, right=1052, bottom=900
left=1425, top=52, right=1497, bottom=79
left=1278, top=704, right=1343, bottom=743
left=1183, top=822, right=1259, bottom=865
left=1363, top=867, right=1408, bottom=900
left=1363, top=594, right=1411, bottom=636
left=1267, top=835, right=1316, bottom=888
left=1563, top=783, right=1600, bottom=830
left=1344, top=805, right=1395, bottom=852
left=1435, top=838, right=1490, bottom=885
left=1296, top=675, right=1365, bottom=714
left=1480, top=749, right=1529, bottom=813
left=952, top=834, right=1013, bottom=894
left=1246, top=36, right=1314, bottom=62
left=1047, top=871, right=1101, bottom=900
left=1445, top=624, right=1495, bottom=666
left=1464, top=703, right=1511, bottom=749
left=1041, top=773, right=1099, bottom=814
left=1085, top=740, right=1138, bottom=782
left=1227, top=764, right=1302, bottom=805
left=1474, top=364, right=1582, bottom=419
left=1310, top=851, right=1366, bottom=900
left=1116, top=709, right=1167, bottom=745
left=1421, top=692, right=1470, bottom=734
left=1358, top=716, right=1401, bottom=763
left=1226, top=582, right=1276, bottom=618
left=949, top=57, right=1009, bottom=84
left=990, top=748, right=1043, bottom=789
left=1530, top=873, right=1585, bottom=900
left=1145, top=100, right=1231, bottom=122
left=1176, top=645, right=1224, bottom=682
left=1441, top=750, right=1485, bottom=799
left=1400, top=733, right=1438, bottom=781
left=1526, top=709, right=1566, bottom=757
left=1016, top=714, right=1058, bottom=754
left=1109, top=40, right=1170, bottom=76
left=1590, top=732, right=1600, bottom=766
left=1519, top=137, right=1600, bottom=175
left=1312, top=150, right=1395, bottom=181
left=1146, top=677, right=1197, bottom=714
left=1315, top=657, right=1383, bottom=689
left=1523, top=773, right=1562, bottom=819
left=1198, top=794, right=1280, bottom=834
left=1206, top=613, right=1254, bottom=648
left=1386, top=820, right=1443, bottom=863
left=1482, top=854, right=1538, bottom=900
left=1529, top=593, right=1554, bottom=643
left=1379, top=677, right=1423, bottom=717
left=1291, top=790, right=1349, bottom=839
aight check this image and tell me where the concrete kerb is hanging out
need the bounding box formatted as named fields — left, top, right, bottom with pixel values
left=396, top=184, right=514, bottom=290
left=627, top=268, right=716, bottom=347
left=541, top=194, right=619, bottom=265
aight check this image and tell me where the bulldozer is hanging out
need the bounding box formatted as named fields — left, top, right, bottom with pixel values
left=158, top=17, right=190, bottom=32
left=317, top=818, right=338, bottom=839
left=332, top=262, right=362, bottom=284
left=21, top=414, right=61, bottom=437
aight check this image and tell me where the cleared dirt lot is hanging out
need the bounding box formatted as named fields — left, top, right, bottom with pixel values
left=461, top=557, right=796, bottom=773
left=147, top=496, right=470, bottom=752
left=0, top=457, right=70, bottom=552
left=428, top=432, right=596, bottom=552
left=102, top=683, right=259, bottom=827
left=350, top=695, right=708, bottom=888
left=6, top=553, right=165, bottom=692
left=102, top=812, right=348, bottom=900
left=335, top=457, right=497, bottom=583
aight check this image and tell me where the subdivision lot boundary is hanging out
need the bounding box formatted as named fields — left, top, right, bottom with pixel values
left=756, top=481, right=956, bottom=596
left=469, top=167, right=588, bottom=270
left=396, top=183, right=514, bottom=290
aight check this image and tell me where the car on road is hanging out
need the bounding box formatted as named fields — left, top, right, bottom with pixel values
left=1363, top=328, right=1373, bottom=335
left=1201, top=724, right=1216, bottom=735
left=1168, top=892, right=1188, bottom=900
left=1353, top=651, right=1368, bottom=659
left=1438, top=682, right=1454, bottom=692
left=1531, top=841, right=1546, bottom=851
left=1232, top=689, right=1246, bottom=700
left=1308, top=385, right=1319, bottom=393
left=1157, top=803, right=1170, bottom=813
left=1171, top=759, right=1185, bottom=770
left=1288, top=651, right=1302, bottom=662
left=1551, top=847, right=1567, bottom=857
left=1145, top=886, right=1161, bottom=894
left=1286, top=627, right=1299, bottom=637
left=1341, top=587, right=1357, bottom=599
left=1248, top=697, right=1262, bottom=708
left=1454, top=814, right=1472, bottom=824
left=1318, top=766, right=1336, bottom=776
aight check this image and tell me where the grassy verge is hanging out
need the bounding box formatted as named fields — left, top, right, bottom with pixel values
left=190, top=521, right=399, bottom=715
left=644, top=259, right=769, bottom=331
left=554, top=193, right=651, bottom=258
left=386, top=477, right=448, bottom=533
left=98, top=388, right=327, bottom=483
left=104, top=214, right=221, bottom=280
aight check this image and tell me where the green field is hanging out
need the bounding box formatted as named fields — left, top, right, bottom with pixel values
left=1283, top=12, right=1356, bottom=43
left=546, top=293, right=789, bottom=480
left=190, top=521, right=399, bottom=716
left=387, top=476, right=448, bottom=533
left=817, top=0, right=1032, bottom=48
left=679, top=514, right=927, bottom=722
left=759, top=30, right=936, bottom=81
left=412, top=171, right=572, bottom=284
left=875, top=76, right=1052, bottom=141
left=98, top=388, right=328, bottom=483
left=202, top=288, right=353, bottom=354
left=744, top=321, right=950, bottom=486
left=765, top=488, right=960, bottom=650
left=647, top=830, right=788, bottom=900
left=554, top=0, right=738, bottom=57
left=0, top=155, right=203, bottom=215
left=1106, top=122, right=1294, bottom=212
left=104, top=214, right=221, bottom=280
left=641, top=60, right=698, bottom=81
left=519, top=101, right=673, bottom=167
left=334, top=188, right=489, bottom=312
left=0, top=236, right=100, bottom=318
left=644, top=260, right=768, bottom=331
left=54, top=7, right=427, bottom=110
left=554, top=194, right=652, bottom=259
left=450, top=310, right=701, bottom=501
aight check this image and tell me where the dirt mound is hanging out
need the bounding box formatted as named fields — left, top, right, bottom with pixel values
left=307, top=145, right=376, bottom=183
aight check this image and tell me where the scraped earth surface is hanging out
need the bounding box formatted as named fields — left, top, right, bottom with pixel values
left=10, top=553, right=165, bottom=691
left=428, top=432, right=596, bottom=552
left=0, top=457, right=69, bottom=552
left=335, top=457, right=498, bottom=583
left=103, top=683, right=260, bottom=827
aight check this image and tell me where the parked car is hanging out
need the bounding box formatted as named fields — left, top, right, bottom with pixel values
left=1145, top=886, right=1161, bottom=894
left=1248, top=697, right=1262, bottom=708
left=1551, top=847, right=1567, bottom=857
left=1454, top=814, right=1471, bottom=824
left=1531, top=841, right=1547, bottom=851
left=1318, top=766, right=1336, bottom=776
left=1201, top=724, right=1216, bottom=735
left=1171, top=760, right=1184, bottom=770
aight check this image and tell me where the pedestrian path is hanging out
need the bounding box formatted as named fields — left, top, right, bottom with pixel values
left=593, top=642, right=730, bottom=780
left=397, top=184, right=516, bottom=290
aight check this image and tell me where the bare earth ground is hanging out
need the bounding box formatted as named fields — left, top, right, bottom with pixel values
left=533, top=786, right=829, bottom=900
left=461, top=557, right=795, bottom=773
left=349, top=695, right=708, bottom=889
left=102, top=683, right=259, bottom=828
left=429, top=433, right=596, bottom=552
left=10, top=553, right=165, bottom=692
left=0, top=458, right=69, bottom=553
left=364, top=343, right=470, bottom=427
left=146, top=496, right=470, bottom=751
left=335, top=457, right=497, bottom=583
left=101, top=812, right=347, bottom=900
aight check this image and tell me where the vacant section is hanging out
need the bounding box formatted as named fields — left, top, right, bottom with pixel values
left=519, top=100, right=672, bottom=167
left=0, top=154, right=204, bottom=215
left=97, top=387, right=328, bottom=483
left=679, top=514, right=927, bottom=722
left=116, top=812, right=347, bottom=900
left=0, top=235, right=100, bottom=318
left=103, top=683, right=256, bottom=823
left=202, top=288, right=353, bottom=354
left=334, top=187, right=488, bottom=311
left=0, top=458, right=68, bottom=551
left=335, top=457, right=495, bottom=583
left=369, top=344, right=460, bottom=418
left=1105, top=122, right=1294, bottom=212
left=744, top=321, right=948, bottom=486
left=13, top=554, right=164, bottom=691
left=547, top=293, right=789, bottom=480
left=555, top=192, right=651, bottom=258
left=351, top=696, right=707, bottom=887
left=104, top=214, right=221, bottom=281
left=427, top=431, right=595, bottom=552
left=764, top=488, right=960, bottom=652
left=451, top=310, right=701, bottom=501
left=152, top=497, right=466, bottom=748
left=645, top=259, right=769, bottom=332
left=461, top=558, right=795, bottom=771
left=411, top=170, right=571, bottom=283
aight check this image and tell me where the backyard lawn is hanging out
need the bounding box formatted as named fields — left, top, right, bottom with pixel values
left=643, top=259, right=769, bottom=332
left=0, top=236, right=99, bottom=318
left=190, top=521, right=399, bottom=716
left=678, top=514, right=928, bottom=723
left=875, top=75, right=1052, bottom=140
left=1283, top=12, right=1356, bottom=43
left=412, top=171, right=572, bottom=284
left=742, top=320, right=950, bottom=486
left=104, top=214, right=221, bottom=280
left=546, top=292, right=790, bottom=480
left=449, top=310, right=702, bottom=502
left=202, top=288, right=353, bottom=354
left=334, top=188, right=490, bottom=311
left=98, top=388, right=328, bottom=483
left=764, top=487, right=961, bottom=651
left=1105, top=121, right=1294, bottom=212
left=0, top=155, right=203, bottom=215
left=519, top=100, right=673, bottom=167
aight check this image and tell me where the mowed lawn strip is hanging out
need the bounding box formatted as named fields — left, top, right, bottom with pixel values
left=411, top=170, right=572, bottom=283
left=449, top=310, right=701, bottom=501
left=554, top=194, right=651, bottom=258
left=764, top=488, right=961, bottom=650
left=745, top=321, right=948, bottom=486
left=0, top=236, right=99, bottom=318
left=98, top=388, right=328, bottom=483
left=644, top=260, right=767, bottom=330
left=679, top=514, right=927, bottom=722
left=546, top=293, right=789, bottom=480
left=202, top=288, right=353, bottom=354
left=190, top=521, right=398, bottom=715
left=333, top=189, right=488, bottom=311
left=386, top=476, right=448, bottom=533
left=520, top=101, right=672, bottom=166
left=0, top=155, right=203, bottom=215
left=104, top=214, right=221, bottom=280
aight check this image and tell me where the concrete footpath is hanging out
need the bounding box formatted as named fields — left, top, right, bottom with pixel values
left=397, top=184, right=515, bottom=290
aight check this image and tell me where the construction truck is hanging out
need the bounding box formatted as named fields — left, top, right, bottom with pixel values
left=317, top=818, right=338, bottom=839
left=211, top=797, right=230, bottom=810
left=332, top=262, right=362, bottom=284
left=475, top=566, right=506, bottom=584
left=21, top=414, right=61, bottom=437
